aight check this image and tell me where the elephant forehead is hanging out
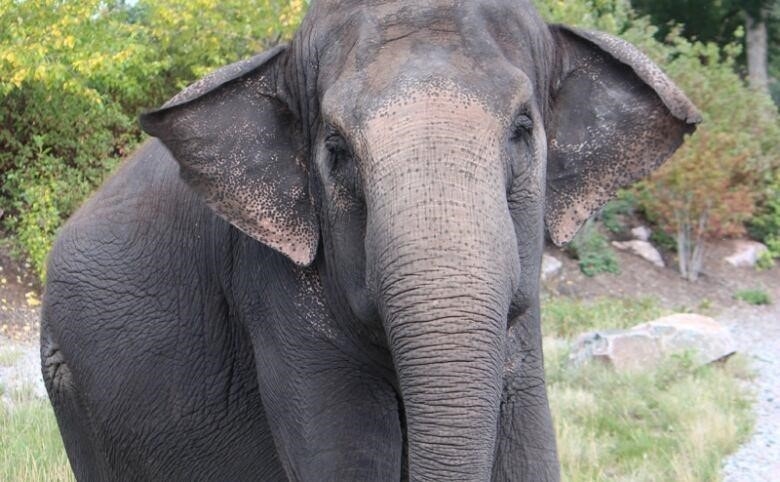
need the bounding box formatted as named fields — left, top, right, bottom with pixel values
left=364, top=84, right=500, bottom=145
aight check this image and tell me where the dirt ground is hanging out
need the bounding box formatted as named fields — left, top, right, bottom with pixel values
left=544, top=239, right=780, bottom=314
left=0, top=236, right=42, bottom=343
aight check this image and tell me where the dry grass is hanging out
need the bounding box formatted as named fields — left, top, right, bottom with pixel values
left=542, top=298, right=755, bottom=482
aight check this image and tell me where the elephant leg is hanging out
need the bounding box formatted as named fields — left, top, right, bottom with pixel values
left=492, top=307, right=560, bottom=482
left=41, top=324, right=120, bottom=481
left=248, top=327, right=403, bottom=482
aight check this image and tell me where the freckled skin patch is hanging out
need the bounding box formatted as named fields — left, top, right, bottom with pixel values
left=44, top=1, right=699, bottom=481
left=544, top=26, right=700, bottom=245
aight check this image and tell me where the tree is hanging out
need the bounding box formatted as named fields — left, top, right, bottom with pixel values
left=632, top=0, right=779, bottom=96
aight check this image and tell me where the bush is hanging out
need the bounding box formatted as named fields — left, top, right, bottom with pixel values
left=0, top=1, right=307, bottom=280
left=599, top=191, right=637, bottom=235
left=747, top=171, right=780, bottom=260
left=566, top=221, right=620, bottom=277
left=733, top=289, right=772, bottom=305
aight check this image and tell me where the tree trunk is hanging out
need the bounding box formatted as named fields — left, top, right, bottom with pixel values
left=746, top=10, right=770, bottom=94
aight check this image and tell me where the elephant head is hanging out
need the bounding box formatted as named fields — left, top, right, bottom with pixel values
left=141, top=1, right=699, bottom=479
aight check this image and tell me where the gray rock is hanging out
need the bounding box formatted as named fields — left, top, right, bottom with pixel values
left=612, top=240, right=665, bottom=268
left=631, top=225, right=652, bottom=242
left=725, top=240, right=769, bottom=268
left=541, top=253, right=563, bottom=281
left=570, top=313, right=737, bottom=372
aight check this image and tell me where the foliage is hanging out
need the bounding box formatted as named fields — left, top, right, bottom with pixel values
left=631, top=0, right=780, bottom=101
left=542, top=320, right=754, bottom=481
left=541, top=295, right=665, bottom=338
left=733, top=288, right=773, bottom=305
left=599, top=191, right=637, bottom=235
left=0, top=0, right=307, bottom=279
left=650, top=228, right=678, bottom=253
left=567, top=221, right=620, bottom=277
left=747, top=171, right=780, bottom=261
left=533, top=0, right=634, bottom=32
left=635, top=31, right=780, bottom=280
left=631, top=0, right=776, bottom=46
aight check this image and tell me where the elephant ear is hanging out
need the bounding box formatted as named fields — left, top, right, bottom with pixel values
left=140, top=46, right=319, bottom=266
left=545, top=26, right=702, bottom=245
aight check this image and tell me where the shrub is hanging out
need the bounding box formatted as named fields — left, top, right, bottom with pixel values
left=599, top=191, right=637, bottom=235
left=733, top=289, right=772, bottom=305
left=747, top=171, right=780, bottom=261
left=566, top=221, right=620, bottom=277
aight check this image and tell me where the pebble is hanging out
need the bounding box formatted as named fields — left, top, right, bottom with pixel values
left=721, top=304, right=780, bottom=482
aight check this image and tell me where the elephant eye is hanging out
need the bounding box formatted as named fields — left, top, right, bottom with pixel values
left=511, top=113, right=534, bottom=140
left=325, top=133, right=349, bottom=156
left=324, top=131, right=353, bottom=170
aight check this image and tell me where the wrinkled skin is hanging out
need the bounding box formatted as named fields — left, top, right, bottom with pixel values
left=42, top=1, right=699, bottom=481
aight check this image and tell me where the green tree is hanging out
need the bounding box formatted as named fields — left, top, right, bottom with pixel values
left=631, top=0, right=780, bottom=97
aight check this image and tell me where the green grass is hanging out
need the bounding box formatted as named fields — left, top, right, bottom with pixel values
left=733, top=289, right=772, bottom=306
left=542, top=296, right=755, bottom=482
left=542, top=296, right=668, bottom=338
left=0, top=388, right=73, bottom=482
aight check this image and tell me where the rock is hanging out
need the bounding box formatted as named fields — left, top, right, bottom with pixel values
left=570, top=313, right=737, bottom=372
left=631, top=225, right=652, bottom=242
left=612, top=240, right=665, bottom=268
left=541, top=254, right=563, bottom=281
left=725, top=240, right=769, bottom=268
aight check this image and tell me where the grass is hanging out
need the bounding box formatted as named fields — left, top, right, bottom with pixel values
left=0, top=347, right=24, bottom=367
left=542, top=296, right=755, bottom=482
left=0, top=387, right=73, bottom=482
left=542, top=295, right=668, bottom=338
left=733, top=289, right=772, bottom=306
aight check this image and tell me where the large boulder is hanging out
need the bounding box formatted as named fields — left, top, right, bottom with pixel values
left=724, top=240, right=769, bottom=268
left=570, top=313, right=737, bottom=372
left=612, top=240, right=665, bottom=268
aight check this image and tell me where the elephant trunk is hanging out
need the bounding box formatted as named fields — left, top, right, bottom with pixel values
left=364, top=100, right=520, bottom=480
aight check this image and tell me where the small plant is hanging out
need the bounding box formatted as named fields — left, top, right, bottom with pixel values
left=733, top=289, right=772, bottom=305
left=567, top=221, right=620, bottom=277
left=650, top=228, right=677, bottom=253
left=599, top=191, right=637, bottom=235
left=756, top=249, right=776, bottom=270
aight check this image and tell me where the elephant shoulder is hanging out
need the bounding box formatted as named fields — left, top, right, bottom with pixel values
left=48, top=140, right=229, bottom=283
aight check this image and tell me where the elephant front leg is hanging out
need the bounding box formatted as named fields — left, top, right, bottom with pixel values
left=249, top=326, right=403, bottom=482
left=492, top=309, right=560, bottom=482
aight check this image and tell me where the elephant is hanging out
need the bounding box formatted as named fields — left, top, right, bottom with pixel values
left=40, top=0, right=700, bottom=480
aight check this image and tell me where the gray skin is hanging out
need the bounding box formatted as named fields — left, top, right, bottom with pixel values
left=41, top=1, right=700, bottom=481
